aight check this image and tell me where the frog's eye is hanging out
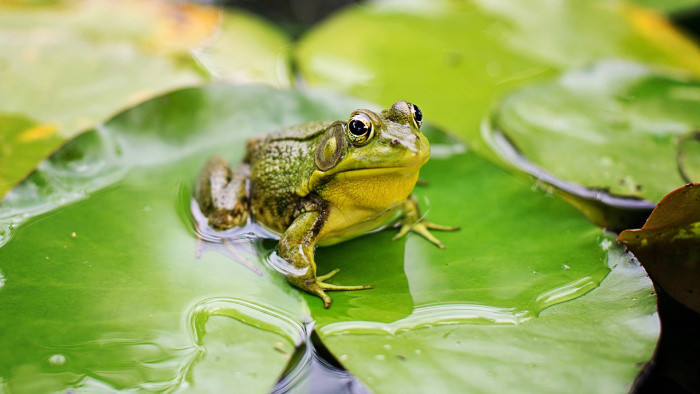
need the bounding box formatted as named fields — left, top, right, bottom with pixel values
left=347, top=113, right=374, bottom=145
left=409, top=103, right=423, bottom=128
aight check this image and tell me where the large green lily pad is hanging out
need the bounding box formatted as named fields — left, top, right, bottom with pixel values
left=0, top=85, right=656, bottom=391
left=0, top=0, right=292, bottom=200
left=296, top=0, right=700, bottom=164
left=489, top=61, right=700, bottom=206
left=318, top=247, right=657, bottom=393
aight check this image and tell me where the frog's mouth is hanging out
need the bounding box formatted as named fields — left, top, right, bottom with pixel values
left=333, top=164, right=424, bottom=180
left=330, top=147, right=429, bottom=176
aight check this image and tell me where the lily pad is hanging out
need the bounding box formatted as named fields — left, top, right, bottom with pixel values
left=0, top=1, right=292, bottom=199
left=488, top=61, right=700, bottom=209
left=0, top=113, right=64, bottom=195
left=678, top=130, right=700, bottom=183
left=192, top=10, right=292, bottom=86
left=0, top=85, right=657, bottom=391
left=318, top=246, right=658, bottom=393
left=296, top=0, right=700, bottom=163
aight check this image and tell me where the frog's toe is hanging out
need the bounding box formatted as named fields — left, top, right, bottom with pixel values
left=316, top=268, right=340, bottom=282
left=305, top=282, right=333, bottom=308
left=318, top=281, right=373, bottom=291
left=424, top=222, right=460, bottom=231
left=393, top=220, right=459, bottom=249
left=392, top=224, right=411, bottom=241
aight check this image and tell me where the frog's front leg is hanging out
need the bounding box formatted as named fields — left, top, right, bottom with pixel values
left=195, top=156, right=249, bottom=229
left=278, top=207, right=373, bottom=308
left=392, top=196, right=460, bottom=249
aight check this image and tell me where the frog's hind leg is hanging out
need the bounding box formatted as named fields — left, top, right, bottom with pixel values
left=195, top=156, right=250, bottom=230
left=279, top=209, right=373, bottom=308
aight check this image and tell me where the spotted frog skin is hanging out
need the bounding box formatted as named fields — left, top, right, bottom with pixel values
left=195, top=101, right=458, bottom=307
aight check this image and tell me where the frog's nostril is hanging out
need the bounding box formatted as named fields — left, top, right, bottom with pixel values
left=391, top=139, right=399, bottom=146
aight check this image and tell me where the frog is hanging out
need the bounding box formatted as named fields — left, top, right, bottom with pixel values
left=195, top=100, right=458, bottom=308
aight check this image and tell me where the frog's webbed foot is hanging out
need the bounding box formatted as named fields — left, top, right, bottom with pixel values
left=291, top=270, right=373, bottom=308
left=392, top=196, right=460, bottom=249
left=316, top=269, right=373, bottom=292
left=279, top=211, right=373, bottom=308
left=392, top=221, right=459, bottom=249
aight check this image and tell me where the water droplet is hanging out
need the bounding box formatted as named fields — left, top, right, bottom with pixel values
left=48, top=354, right=66, bottom=366
left=383, top=344, right=391, bottom=350
left=339, top=354, right=348, bottom=361
left=600, top=238, right=613, bottom=251
left=374, top=354, right=385, bottom=361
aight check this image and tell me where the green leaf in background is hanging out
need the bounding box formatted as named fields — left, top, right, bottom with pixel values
left=295, top=0, right=700, bottom=164
left=678, top=130, right=700, bottom=183
left=488, top=61, right=700, bottom=205
left=0, top=113, right=64, bottom=197
left=193, top=10, right=292, bottom=86
left=0, top=85, right=657, bottom=391
left=630, top=0, right=700, bottom=14
left=0, top=0, right=292, bottom=199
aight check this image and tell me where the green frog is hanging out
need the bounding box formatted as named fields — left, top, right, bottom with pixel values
left=195, top=101, right=458, bottom=307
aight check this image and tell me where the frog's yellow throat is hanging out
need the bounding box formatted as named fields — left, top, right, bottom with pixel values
left=313, top=166, right=420, bottom=243
left=321, top=167, right=420, bottom=210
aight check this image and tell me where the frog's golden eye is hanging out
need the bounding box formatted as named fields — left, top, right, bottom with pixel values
left=409, top=103, right=423, bottom=128
left=347, top=113, right=374, bottom=145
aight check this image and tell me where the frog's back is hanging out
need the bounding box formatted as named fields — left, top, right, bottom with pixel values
left=271, top=120, right=334, bottom=141
left=246, top=120, right=333, bottom=230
